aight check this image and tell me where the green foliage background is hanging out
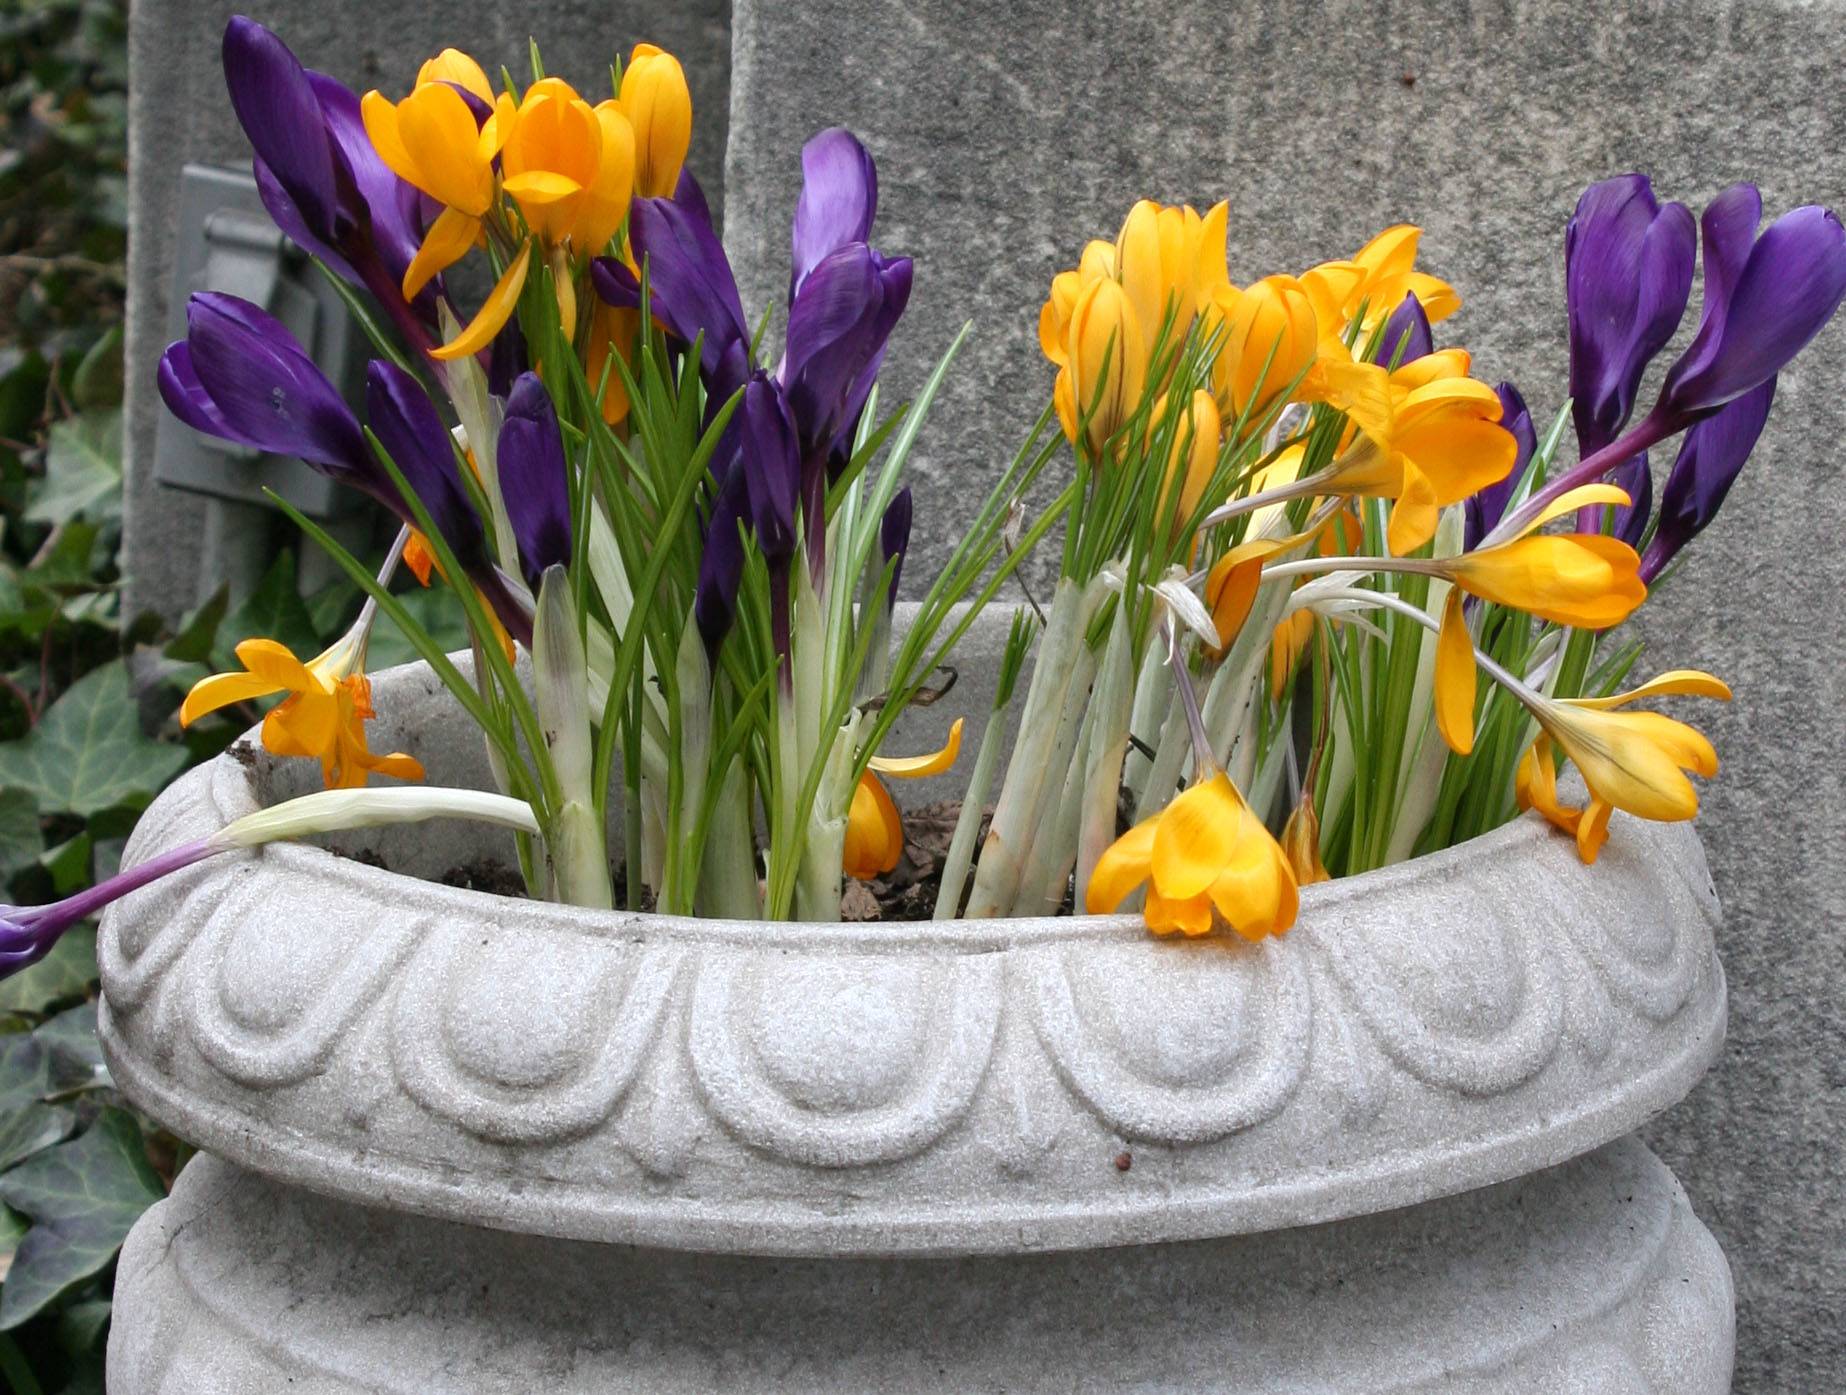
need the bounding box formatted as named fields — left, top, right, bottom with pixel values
left=0, top=4, right=443, bottom=1386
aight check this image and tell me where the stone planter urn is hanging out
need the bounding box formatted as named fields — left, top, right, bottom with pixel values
left=99, top=611, right=1735, bottom=1392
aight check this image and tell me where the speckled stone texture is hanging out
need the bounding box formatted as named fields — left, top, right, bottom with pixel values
left=97, top=612, right=1725, bottom=1255
left=722, top=3, right=1846, bottom=1383
left=109, top=1141, right=1731, bottom=1393
left=121, top=0, right=731, bottom=624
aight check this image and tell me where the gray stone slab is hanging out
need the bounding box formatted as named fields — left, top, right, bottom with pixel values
left=108, top=1140, right=1732, bottom=1392
left=723, top=1, right=1846, bottom=1383
left=123, top=0, right=732, bottom=623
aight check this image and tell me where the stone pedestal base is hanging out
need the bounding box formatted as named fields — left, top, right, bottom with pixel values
left=109, top=1138, right=1731, bottom=1393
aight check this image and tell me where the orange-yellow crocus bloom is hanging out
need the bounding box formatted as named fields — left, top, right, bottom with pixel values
left=1087, top=770, right=1299, bottom=940
left=1154, top=389, right=1222, bottom=538
left=1206, top=275, right=1320, bottom=423
left=620, top=44, right=692, bottom=198
left=362, top=72, right=514, bottom=299
left=500, top=78, right=635, bottom=253
left=1513, top=671, right=1731, bottom=864
left=1280, top=793, right=1331, bottom=885
left=180, top=636, right=424, bottom=790
left=1054, top=277, right=1147, bottom=454
left=1300, top=225, right=1459, bottom=342
left=842, top=720, right=964, bottom=880
left=1321, top=372, right=1516, bottom=555
left=1434, top=483, right=1648, bottom=629
left=1114, top=199, right=1229, bottom=350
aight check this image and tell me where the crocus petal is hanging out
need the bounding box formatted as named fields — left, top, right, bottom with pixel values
left=179, top=668, right=286, bottom=726
left=364, top=360, right=485, bottom=557
left=1150, top=774, right=1242, bottom=901
left=1372, top=292, right=1432, bottom=366
left=1084, top=817, right=1157, bottom=914
left=179, top=293, right=370, bottom=475
left=1565, top=669, right=1732, bottom=710
left=842, top=772, right=904, bottom=880
left=790, top=127, right=878, bottom=298
left=401, top=205, right=479, bottom=301
left=737, top=373, right=801, bottom=563
left=1511, top=482, right=1634, bottom=538
left=1449, top=533, right=1647, bottom=629
left=880, top=486, right=912, bottom=602
left=1464, top=380, right=1534, bottom=549
left=222, top=17, right=339, bottom=243
left=1663, top=201, right=1846, bottom=415
left=1565, top=175, right=1695, bottom=453
left=430, top=239, right=532, bottom=362
left=1434, top=587, right=1476, bottom=755
left=619, top=195, right=751, bottom=396
left=497, top=371, right=573, bottom=587
left=867, top=718, right=963, bottom=779
left=694, top=469, right=748, bottom=655
left=1645, top=375, right=1776, bottom=580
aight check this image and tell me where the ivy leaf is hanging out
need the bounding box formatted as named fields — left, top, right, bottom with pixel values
left=0, top=787, right=41, bottom=883
left=39, top=832, right=91, bottom=897
left=70, top=327, right=123, bottom=412
left=0, top=1206, right=25, bottom=1283
left=0, top=1109, right=165, bottom=1329
left=163, top=584, right=228, bottom=665
left=0, top=661, right=189, bottom=816
left=366, top=584, right=471, bottom=671
left=0, top=1102, right=75, bottom=1172
left=214, top=551, right=319, bottom=671
left=0, top=929, right=97, bottom=1015
left=35, top=1005, right=107, bottom=1090
left=26, top=410, right=122, bottom=527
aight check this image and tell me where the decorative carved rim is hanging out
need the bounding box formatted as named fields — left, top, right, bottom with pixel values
left=97, top=662, right=1727, bottom=1256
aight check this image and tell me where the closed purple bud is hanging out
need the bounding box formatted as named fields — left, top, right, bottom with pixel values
left=223, top=17, right=339, bottom=245
left=1660, top=190, right=1846, bottom=419
left=1643, top=377, right=1776, bottom=580
left=695, top=472, right=748, bottom=656
left=601, top=196, right=751, bottom=402
left=1464, top=381, right=1535, bottom=549
left=790, top=128, right=879, bottom=300
left=498, top=372, right=573, bottom=588
left=364, top=360, right=485, bottom=558
left=1372, top=292, right=1432, bottom=367
left=1565, top=175, right=1696, bottom=455
left=880, top=486, right=912, bottom=606
left=783, top=245, right=913, bottom=465
left=159, top=292, right=369, bottom=479
left=488, top=315, right=529, bottom=399
left=1606, top=452, right=1652, bottom=549
left=739, top=373, right=801, bottom=565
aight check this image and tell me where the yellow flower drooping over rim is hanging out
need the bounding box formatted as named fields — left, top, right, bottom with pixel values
left=619, top=43, right=693, bottom=199
left=1436, top=483, right=1648, bottom=629
left=1513, top=670, right=1731, bottom=864
left=180, top=637, right=425, bottom=790
left=842, top=720, right=964, bottom=880
left=1087, top=770, right=1299, bottom=940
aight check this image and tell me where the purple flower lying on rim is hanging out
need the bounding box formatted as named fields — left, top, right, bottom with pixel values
left=221, top=16, right=433, bottom=347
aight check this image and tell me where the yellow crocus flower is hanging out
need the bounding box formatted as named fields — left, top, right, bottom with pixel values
left=1087, top=770, right=1299, bottom=940
left=180, top=636, right=424, bottom=791
left=1154, top=389, right=1222, bottom=538
left=619, top=43, right=692, bottom=198
left=415, top=49, right=495, bottom=104
left=842, top=720, right=964, bottom=881
left=1206, top=275, right=1319, bottom=423
left=1054, top=277, right=1147, bottom=454
left=1514, top=671, right=1731, bottom=864
left=500, top=78, right=620, bottom=247
left=1301, top=225, right=1459, bottom=341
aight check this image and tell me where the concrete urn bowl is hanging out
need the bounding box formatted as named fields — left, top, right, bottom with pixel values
left=99, top=616, right=1736, bottom=1392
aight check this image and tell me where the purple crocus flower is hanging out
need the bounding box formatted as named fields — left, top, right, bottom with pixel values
left=1658, top=185, right=1846, bottom=420
left=694, top=469, right=748, bottom=657
left=738, top=373, right=801, bottom=567
left=221, top=17, right=432, bottom=344
left=497, top=372, right=573, bottom=588
left=790, top=128, right=879, bottom=299
left=1642, top=378, right=1776, bottom=581
left=3, top=842, right=223, bottom=976
left=880, top=486, right=913, bottom=606
left=365, top=361, right=532, bottom=644
left=783, top=244, right=914, bottom=470
left=1372, top=292, right=1432, bottom=367
left=1565, top=175, right=1696, bottom=456
left=158, top=292, right=371, bottom=483
left=1464, top=382, right=1535, bottom=549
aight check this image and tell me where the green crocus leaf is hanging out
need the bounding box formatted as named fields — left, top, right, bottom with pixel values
left=0, top=1109, right=164, bottom=1329
left=0, top=931, right=97, bottom=1016
left=26, top=411, right=122, bottom=527
left=0, top=661, right=188, bottom=816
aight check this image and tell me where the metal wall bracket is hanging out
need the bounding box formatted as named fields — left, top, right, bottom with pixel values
left=152, top=164, right=361, bottom=517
